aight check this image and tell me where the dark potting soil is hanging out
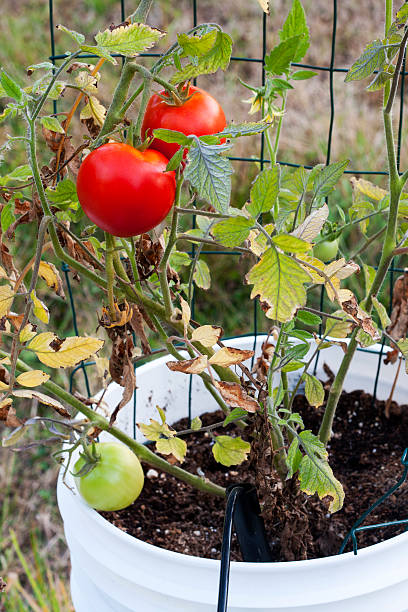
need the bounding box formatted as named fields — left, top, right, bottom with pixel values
left=101, top=387, right=408, bottom=562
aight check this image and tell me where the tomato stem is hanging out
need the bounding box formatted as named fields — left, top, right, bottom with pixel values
left=105, top=233, right=117, bottom=321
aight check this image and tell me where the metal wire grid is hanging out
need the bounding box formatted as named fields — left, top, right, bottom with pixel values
left=48, top=0, right=408, bottom=554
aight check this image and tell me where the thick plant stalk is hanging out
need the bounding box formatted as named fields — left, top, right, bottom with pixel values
left=320, top=0, right=406, bottom=444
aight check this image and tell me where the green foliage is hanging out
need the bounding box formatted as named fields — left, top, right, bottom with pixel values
left=212, top=216, right=253, bottom=247
left=212, top=435, right=251, bottom=466
left=247, top=166, right=280, bottom=217
left=171, top=29, right=232, bottom=84
left=184, top=140, right=233, bottom=213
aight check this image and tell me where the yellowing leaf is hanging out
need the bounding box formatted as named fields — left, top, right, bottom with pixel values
left=16, top=370, right=50, bottom=387
left=38, top=261, right=65, bottom=297
left=0, top=380, right=8, bottom=390
left=304, top=373, right=324, bottom=408
left=191, top=416, right=202, bottom=431
left=12, top=389, right=70, bottom=416
left=191, top=325, right=223, bottom=347
left=350, top=177, right=387, bottom=202
left=246, top=248, right=311, bottom=322
left=212, top=435, right=251, bottom=466
left=372, top=296, right=391, bottom=329
left=80, top=96, right=106, bottom=127
left=256, top=0, right=270, bottom=14
left=28, top=333, right=104, bottom=368
left=209, top=347, right=254, bottom=367
left=324, top=311, right=353, bottom=338
left=0, top=357, right=11, bottom=365
left=291, top=204, right=329, bottom=242
left=0, top=266, right=9, bottom=280
left=30, top=290, right=49, bottom=324
left=0, top=285, right=14, bottom=317
left=19, top=324, right=37, bottom=344
left=156, top=436, right=187, bottom=463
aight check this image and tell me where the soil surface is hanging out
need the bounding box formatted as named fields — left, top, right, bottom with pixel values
left=102, top=387, right=408, bottom=562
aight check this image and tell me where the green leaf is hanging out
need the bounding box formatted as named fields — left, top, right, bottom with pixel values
left=279, top=0, right=310, bottom=63
left=298, top=430, right=344, bottom=513
left=80, top=44, right=117, bottom=65
left=291, top=70, right=317, bottom=80
left=212, top=435, right=251, bottom=466
left=304, top=373, right=324, bottom=408
left=191, top=416, right=202, bottom=431
left=46, top=179, right=78, bottom=210
left=265, top=36, right=305, bottom=75
left=281, top=360, right=304, bottom=372
left=223, top=407, right=248, bottom=426
left=367, top=68, right=394, bottom=92
left=324, top=311, right=353, bottom=338
left=178, top=29, right=218, bottom=56
left=363, top=264, right=376, bottom=296
left=272, top=234, right=312, bottom=254
left=95, top=22, right=164, bottom=57
left=193, top=259, right=211, bottom=290
left=40, top=116, right=65, bottom=134
left=372, top=297, right=391, bottom=330
left=169, top=250, right=190, bottom=270
left=152, top=128, right=190, bottom=145
left=398, top=338, right=408, bottom=372
left=1, top=201, right=15, bottom=233
left=313, top=160, right=349, bottom=200
left=296, top=310, right=322, bottom=326
left=184, top=141, right=233, bottom=213
left=0, top=71, right=23, bottom=101
left=345, top=40, right=386, bottom=83
left=289, top=329, right=313, bottom=341
left=27, top=62, right=55, bottom=75
left=216, top=121, right=271, bottom=139
left=212, top=216, right=253, bottom=247
left=248, top=166, right=280, bottom=217
left=56, top=24, right=85, bottom=45
left=166, top=147, right=185, bottom=171
left=286, top=438, right=302, bottom=478
left=0, top=165, right=32, bottom=187
left=171, top=30, right=232, bottom=84
left=246, top=247, right=311, bottom=322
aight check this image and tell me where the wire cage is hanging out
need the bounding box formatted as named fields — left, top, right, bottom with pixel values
left=48, top=0, right=408, bottom=566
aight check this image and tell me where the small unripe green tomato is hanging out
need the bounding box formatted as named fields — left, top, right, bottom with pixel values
left=74, top=442, right=144, bottom=511
left=313, top=238, right=339, bottom=262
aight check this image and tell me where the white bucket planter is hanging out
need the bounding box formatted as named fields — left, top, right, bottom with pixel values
left=57, top=336, right=408, bottom=611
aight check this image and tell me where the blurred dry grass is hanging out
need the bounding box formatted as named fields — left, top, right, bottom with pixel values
left=0, top=1, right=404, bottom=609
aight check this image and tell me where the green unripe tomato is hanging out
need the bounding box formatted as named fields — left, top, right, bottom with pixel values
left=313, top=238, right=339, bottom=262
left=74, top=442, right=144, bottom=511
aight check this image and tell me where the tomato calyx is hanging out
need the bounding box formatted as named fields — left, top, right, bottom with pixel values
left=156, top=81, right=195, bottom=107
left=72, top=442, right=101, bottom=478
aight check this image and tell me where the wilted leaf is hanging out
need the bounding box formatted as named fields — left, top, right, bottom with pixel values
left=30, top=290, right=49, bottom=324
left=12, top=389, right=70, bottom=417
left=166, top=355, right=208, bottom=374
left=16, top=370, right=50, bottom=387
left=212, top=435, right=251, bottom=466
left=179, top=296, right=191, bottom=334
left=341, top=294, right=379, bottom=340
left=372, top=297, right=391, bottom=330
left=191, top=325, right=223, bottom=347
left=28, top=332, right=104, bottom=368
left=80, top=96, right=106, bottom=128
left=193, top=259, right=211, bottom=290
left=38, top=261, right=65, bottom=298
left=324, top=311, right=353, bottom=338
left=191, top=416, right=202, bottom=431
left=19, top=324, right=37, bottom=343
left=214, top=381, right=260, bottom=412
left=209, top=347, right=254, bottom=367
left=291, top=204, right=329, bottom=242
left=0, top=285, right=14, bottom=317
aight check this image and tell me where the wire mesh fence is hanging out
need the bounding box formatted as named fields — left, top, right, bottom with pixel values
left=48, top=0, right=408, bottom=555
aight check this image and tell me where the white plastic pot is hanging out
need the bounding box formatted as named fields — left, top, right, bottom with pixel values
left=57, top=336, right=408, bottom=611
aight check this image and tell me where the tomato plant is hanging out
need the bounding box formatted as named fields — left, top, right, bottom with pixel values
left=313, top=238, right=339, bottom=262
left=76, top=143, right=176, bottom=237
left=141, top=85, right=227, bottom=160
left=74, top=442, right=144, bottom=511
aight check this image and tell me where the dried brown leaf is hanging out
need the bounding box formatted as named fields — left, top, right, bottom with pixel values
left=166, top=355, right=208, bottom=374
left=214, top=381, right=260, bottom=412
left=209, top=347, right=254, bottom=367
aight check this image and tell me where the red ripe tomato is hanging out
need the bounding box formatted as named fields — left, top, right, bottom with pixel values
left=76, top=143, right=176, bottom=238
left=141, top=85, right=227, bottom=160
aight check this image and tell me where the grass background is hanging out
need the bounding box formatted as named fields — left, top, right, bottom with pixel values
left=0, top=0, right=405, bottom=609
